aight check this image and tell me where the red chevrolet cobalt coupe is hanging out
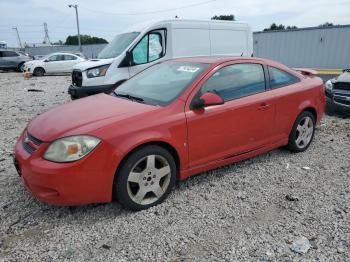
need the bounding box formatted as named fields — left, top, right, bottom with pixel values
left=14, top=57, right=325, bottom=210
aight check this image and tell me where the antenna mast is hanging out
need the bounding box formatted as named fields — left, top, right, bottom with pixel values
left=43, top=22, right=51, bottom=44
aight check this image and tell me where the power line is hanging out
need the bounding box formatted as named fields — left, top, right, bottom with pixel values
left=80, top=0, right=217, bottom=16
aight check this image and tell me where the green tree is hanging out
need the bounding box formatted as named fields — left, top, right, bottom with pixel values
left=211, top=14, right=235, bottom=21
left=263, top=23, right=298, bottom=31
left=65, top=35, right=108, bottom=45
left=318, top=22, right=334, bottom=27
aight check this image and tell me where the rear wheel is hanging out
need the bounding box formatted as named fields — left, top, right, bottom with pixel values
left=114, top=145, right=176, bottom=211
left=33, top=67, right=45, bottom=76
left=287, top=111, right=315, bottom=152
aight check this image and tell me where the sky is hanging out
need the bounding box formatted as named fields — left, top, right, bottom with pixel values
left=0, top=0, right=350, bottom=47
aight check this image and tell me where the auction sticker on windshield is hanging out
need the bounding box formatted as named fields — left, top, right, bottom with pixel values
left=177, top=66, right=200, bottom=73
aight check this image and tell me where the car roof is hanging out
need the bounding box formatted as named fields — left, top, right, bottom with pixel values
left=49, top=52, right=77, bottom=56
left=171, top=56, right=268, bottom=65
left=169, top=56, right=301, bottom=78
left=122, top=19, right=249, bottom=34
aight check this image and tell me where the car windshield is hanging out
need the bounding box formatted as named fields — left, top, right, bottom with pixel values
left=98, top=32, right=140, bottom=59
left=114, top=61, right=209, bottom=106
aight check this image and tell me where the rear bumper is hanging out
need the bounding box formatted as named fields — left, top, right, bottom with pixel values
left=14, top=131, right=120, bottom=206
left=68, top=84, right=114, bottom=99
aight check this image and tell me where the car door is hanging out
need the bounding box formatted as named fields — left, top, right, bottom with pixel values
left=44, top=54, right=64, bottom=73
left=185, top=62, right=275, bottom=167
left=128, top=29, right=166, bottom=77
left=1, top=51, right=19, bottom=68
left=62, top=55, right=79, bottom=72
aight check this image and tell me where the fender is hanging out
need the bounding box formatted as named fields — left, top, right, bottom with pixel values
left=109, top=124, right=188, bottom=173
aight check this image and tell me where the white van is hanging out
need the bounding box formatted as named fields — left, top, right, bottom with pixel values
left=68, top=19, right=253, bottom=99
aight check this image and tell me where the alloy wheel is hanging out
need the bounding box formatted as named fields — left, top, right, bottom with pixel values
left=126, top=154, right=171, bottom=205
left=295, top=116, right=314, bottom=149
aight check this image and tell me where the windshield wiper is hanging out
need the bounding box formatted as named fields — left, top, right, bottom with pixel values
left=114, top=92, right=144, bottom=103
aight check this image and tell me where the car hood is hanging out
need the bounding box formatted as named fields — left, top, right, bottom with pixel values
left=332, top=72, right=350, bottom=83
left=25, top=60, right=42, bottom=67
left=27, top=94, right=158, bottom=142
left=72, top=58, right=116, bottom=71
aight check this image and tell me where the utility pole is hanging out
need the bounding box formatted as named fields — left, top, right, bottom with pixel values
left=68, top=4, right=82, bottom=52
left=12, top=27, right=22, bottom=48
left=43, top=22, right=51, bottom=45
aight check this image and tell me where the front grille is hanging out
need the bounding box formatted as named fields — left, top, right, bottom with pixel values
left=27, top=132, right=43, bottom=146
left=72, top=70, right=82, bottom=87
left=334, top=96, right=350, bottom=106
left=334, top=82, right=350, bottom=91
left=22, top=132, right=43, bottom=155
left=22, top=139, right=35, bottom=154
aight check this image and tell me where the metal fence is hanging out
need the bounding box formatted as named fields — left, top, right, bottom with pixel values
left=253, top=25, right=350, bottom=69
left=24, top=44, right=107, bottom=59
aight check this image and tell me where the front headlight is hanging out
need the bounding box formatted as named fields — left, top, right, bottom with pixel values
left=86, top=64, right=110, bottom=78
left=325, top=80, right=333, bottom=92
left=44, top=135, right=101, bottom=163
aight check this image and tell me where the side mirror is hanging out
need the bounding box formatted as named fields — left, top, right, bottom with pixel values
left=125, top=51, right=133, bottom=66
left=191, top=92, right=224, bottom=109
left=44, top=59, right=49, bottom=62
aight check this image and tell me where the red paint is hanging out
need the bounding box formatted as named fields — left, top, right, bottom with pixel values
left=200, top=92, right=224, bottom=107
left=14, top=57, right=325, bottom=205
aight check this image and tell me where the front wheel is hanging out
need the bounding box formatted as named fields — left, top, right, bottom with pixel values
left=33, top=67, right=45, bottom=76
left=287, top=111, right=316, bottom=153
left=114, top=145, right=176, bottom=211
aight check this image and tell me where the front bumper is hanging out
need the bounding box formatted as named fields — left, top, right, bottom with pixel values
left=326, top=90, right=350, bottom=114
left=14, top=131, right=120, bottom=206
left=68, top=84, right=114, bottom=99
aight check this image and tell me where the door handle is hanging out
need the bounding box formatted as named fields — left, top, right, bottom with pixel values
left=258, top=103, right=271, bottom=111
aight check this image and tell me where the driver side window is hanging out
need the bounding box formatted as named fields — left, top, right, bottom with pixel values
left=132, top=31, right=164, bottom=65
left=201, top=63, right=266, bottom=102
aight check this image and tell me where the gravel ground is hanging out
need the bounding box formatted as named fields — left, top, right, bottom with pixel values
left=0, top=72, right=349, bottom=262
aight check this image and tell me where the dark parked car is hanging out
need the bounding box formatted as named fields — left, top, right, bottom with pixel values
left=325, top=69, right=350, bottom=115
left=0, top=50, right=32, bottom=72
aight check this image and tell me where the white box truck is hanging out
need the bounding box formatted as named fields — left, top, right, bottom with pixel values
left=68, top=19, right=253, bottom=99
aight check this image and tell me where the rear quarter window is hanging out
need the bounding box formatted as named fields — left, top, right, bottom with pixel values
left=268, top=66, right=299, bottom=89
left=64, top=55, right=77, bottom=60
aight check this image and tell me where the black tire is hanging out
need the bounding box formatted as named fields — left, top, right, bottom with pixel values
left=287, top=111, right=316, bottom=153
left=17, top=62, right=25, bottom=72
left=114, top=145, right=176, bottom=211
left=33, top=67, right=45, bottom=76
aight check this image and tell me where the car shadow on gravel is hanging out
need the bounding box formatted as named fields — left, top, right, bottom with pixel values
left=6, top=147, right=285, bottom=224
left=325, top=110, right=350, bottom=119
left=4, top=136, right=320, bottom=232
